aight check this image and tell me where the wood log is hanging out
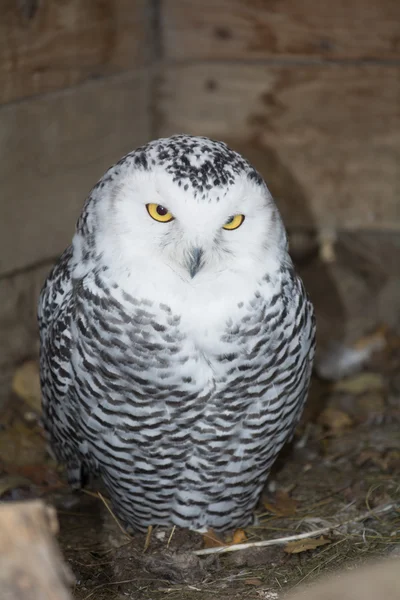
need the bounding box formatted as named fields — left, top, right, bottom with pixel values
left=0, top=500, right=73, bottom=600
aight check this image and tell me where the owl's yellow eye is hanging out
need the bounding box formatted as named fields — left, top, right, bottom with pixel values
left=146, top=203, right=174, bottom=223
left=222, top=214, right=245, bottom=230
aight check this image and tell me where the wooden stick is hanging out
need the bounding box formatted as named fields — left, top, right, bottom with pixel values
left=193, top=502, right=398, bottom=556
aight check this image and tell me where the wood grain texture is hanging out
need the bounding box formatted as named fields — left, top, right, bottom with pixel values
left=0, top=0, right=150, bottom=104
left=0, top=71, right=150, bottom=276
left=163, top=0, right=400, bottom=61
left=157, top=63, right=400, bottom=231
left=0, top=500, right=73, bottom=599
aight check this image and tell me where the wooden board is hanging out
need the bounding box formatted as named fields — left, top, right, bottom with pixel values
left=163, top=0, right=400, bottom=61
left=0, top=0, right=150, bottom=105
left=0, top=71, right=150, bottom=276
left=157, top=63, right=400, bottom=231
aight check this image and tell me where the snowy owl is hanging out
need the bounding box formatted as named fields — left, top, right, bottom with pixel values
left=38, top=135, right=315, bottom=532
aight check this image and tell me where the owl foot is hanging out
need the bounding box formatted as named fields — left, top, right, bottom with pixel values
left=202, top=529, right=226, bottom=548
left=202, top=528, right=247, bottom=548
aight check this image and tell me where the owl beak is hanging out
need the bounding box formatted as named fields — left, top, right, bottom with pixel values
left=187, top=247, right=204, bottom=278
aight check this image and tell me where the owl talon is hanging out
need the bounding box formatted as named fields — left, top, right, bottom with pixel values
left=202, top=528, right=226, bottom=548
left=202, top=528, right=247, bottom=548
left=231, top=528, right=248, bottom=545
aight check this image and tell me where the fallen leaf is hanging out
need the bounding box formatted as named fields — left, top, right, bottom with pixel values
left=244, top=577, right=263, bottom=586
left=202, top=529, right=225, bottom=548
left=231, top=528, right=247, bottom=545
left=12, top=361, right=42, bottom=412
left=353, top=326, right=387, bottom=351
left=203, top=528, right=247, bottom=549
left=356, top=449, right=400, bottom=472
left=333, top=373, right=385, bottom=395
left=284, top=536, right=331, bottom=554
left=264, top=490, right=298, bottom=517
left=317, top=407, right=353, bottom=432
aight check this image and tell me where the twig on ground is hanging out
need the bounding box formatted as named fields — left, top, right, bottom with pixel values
left=144, top=525, right=153, bottom=552
left=167, top=525, right=176, bottom=548
left=98, top=491, right=132, bottom=539
left=193, top=502, right=399, bottom=556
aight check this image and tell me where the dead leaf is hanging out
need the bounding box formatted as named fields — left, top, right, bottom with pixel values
left=12, top=361, right=42, bottom=412
left=333, top=373, right=385, bottom=395
left=244, top=577, right=263, bottom=586
left=356, top=449, right=400, bottom=472
left=231, top=529, right=247, bottom=545
left=356, top=450, right=381, bottom=468
left=202, top=529, right=225, bottom=548
left=264, top=490, right=298, bottom=517
left=353, top=326, right=387, bottom=351
left=317, top=407, right=353, bottom=432
left=284, top=536, right=331, bottom=554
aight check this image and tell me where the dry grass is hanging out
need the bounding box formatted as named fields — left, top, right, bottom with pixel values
left=49, top=414, right=400, bottom=600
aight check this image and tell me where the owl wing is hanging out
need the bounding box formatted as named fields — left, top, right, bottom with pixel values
left=38, top=246, right=73, bottom=346
left=38, top=246, right=82, bottom=480
left=279, top=269, right=316, bottom=437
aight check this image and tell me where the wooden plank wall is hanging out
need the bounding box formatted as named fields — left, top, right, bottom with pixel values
left=1, top=0, right=150, bottom=105
left=0, top=1, right=399, bottom=403
left=0, top=1, right=153, bottom=403
left=158, top=0, right=400, bottom=232
left=1, top=0, right=399, bottom=273
left=0, top=0, right=152, bottom=276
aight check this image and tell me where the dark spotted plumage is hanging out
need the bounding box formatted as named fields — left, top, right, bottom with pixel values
left=38, top=135, right=315, bottom=532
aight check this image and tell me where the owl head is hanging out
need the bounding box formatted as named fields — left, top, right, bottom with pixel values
left=73, top=135, right=289, bottom=284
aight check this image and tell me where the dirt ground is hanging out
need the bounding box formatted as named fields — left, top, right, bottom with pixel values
left=0, top=233, right=399, bottom=600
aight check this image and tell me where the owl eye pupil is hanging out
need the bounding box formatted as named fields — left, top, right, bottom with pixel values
left=225, top=216, right=234, bottom=224
left=156, top=205, right=168, bottom=216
